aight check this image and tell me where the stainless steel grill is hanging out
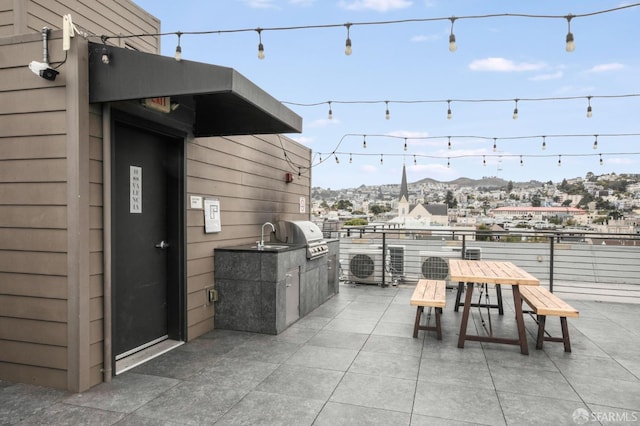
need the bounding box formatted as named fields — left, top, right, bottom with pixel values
left=275, top=220, right=329, bottom=259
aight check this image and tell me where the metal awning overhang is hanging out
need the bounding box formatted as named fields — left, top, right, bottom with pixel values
left=88, top=43, right=302, bottom=136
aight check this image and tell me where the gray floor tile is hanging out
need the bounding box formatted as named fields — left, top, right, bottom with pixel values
left=349, top=351, right=421, bottom=380
left=419, top=358, right=496, bottom=390
left=115, top=414, right=186, bottom=425
left=222, top=338, right=301, bottom=363
left=134, top=381, right=246, bottom=425
left=185, top=356, right=278, bottom=392
left=285, top=345, right=358, bottom=371
left=306, top=329, right=369, bottom=350
left=130, top=349, right=217, bottom=380
left=315, top=402, right=411, bottom=426
left=409, top=413, right=482, bottom=425
left=362, top=334, right=424, bottom=357
left=381, top=304, right=418, bottom=324
left=0, top=383, right=68, bottom=425
left=16, top=402, right=125, bottom=426
left=372, top=320, right=417, bottom=338
left=413, top=380, right=506, bottom=425
left=552, top=354, right=636, bottom=381
left=483, top=345, right=557, bottom=373
left=324, top=317, right=378, bottom=334
left=489, top=365, right=581, bottom=401
left=566, top=373, right=640, bottom=411
left=63, top=373, right=179, bottom=414
left=215, top=390, right=324, bottom=426
left=330, top=372, right=416, bottom=413
left=256, top=364, right=343, bottom=400
left=498, top=391, right=591, bottom=426
left=335, top=307, right=386, bottom=321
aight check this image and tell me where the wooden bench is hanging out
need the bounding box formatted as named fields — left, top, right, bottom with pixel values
left=410, top=279, right=447, bottom=339
left=519, top=286, right=579, bottom=352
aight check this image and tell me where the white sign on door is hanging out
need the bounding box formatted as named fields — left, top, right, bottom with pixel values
left=299, top=196, right=306, bottom=213
left=130, top=166, right=142, bottom=214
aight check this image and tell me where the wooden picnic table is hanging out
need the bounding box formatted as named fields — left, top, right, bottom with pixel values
left=449, top=259, right=540, bottom=355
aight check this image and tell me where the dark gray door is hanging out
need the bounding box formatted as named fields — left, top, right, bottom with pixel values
left=113, top=122, right=181, bottom=357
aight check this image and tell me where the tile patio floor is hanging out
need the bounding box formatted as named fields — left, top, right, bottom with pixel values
left=1, top=282, right=639, bottom=425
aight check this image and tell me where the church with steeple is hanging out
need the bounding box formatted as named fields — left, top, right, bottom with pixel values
left=392, top=164, right=449, bottom=227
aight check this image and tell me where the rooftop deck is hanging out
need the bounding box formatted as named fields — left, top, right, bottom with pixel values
left=1, top=282, right=639, bottom=425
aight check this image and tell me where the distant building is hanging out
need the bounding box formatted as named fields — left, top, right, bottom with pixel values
left=490, top=206, right=589, bottom=225
left=393, top=165, right=448, bottom=227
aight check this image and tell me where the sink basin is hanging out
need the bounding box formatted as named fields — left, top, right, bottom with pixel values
left=251, top=244, right=290, bottom=250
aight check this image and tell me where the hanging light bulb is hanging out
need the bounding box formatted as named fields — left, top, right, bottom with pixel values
left=413, top=155, right=417, bottom=165
left=542, top=136, right=547, bottom=151
left=174, top=32, right=182, bottom=61
left=493, top=138, right=497, bottom=152
left=447, top=157, right=450, bottom=168
left=558, top=155, right=562, bottom=167
left=447, top=136, right=452, bottom=150
left=448, top=17, right=457, bottom=52
left=344, top=23, right=352, bottom=56
left=349, top=153, right=353, bottom=164
left=586, top=96, right=593, bottom=118
left=565, top=15, right=575, bottom=52
left=385, top=101, right=390, bottom=120
left=520, top=155, right=524, bottom=167
left=447, top=100, right=452, bottom=119
left=327, top=101, right=333, bottom=120
left=380, top=154, right=383, bottom=165
left=512, top=99, right=519, bottom=120
left=599, top=154, right=603, bottom=166
left=362, top=135, right=367, bottom=149
left=483, top=155, right=486, bottom=167
left=319, top=153, right=322, bottom=162
left=256, top=28, right=265, bottom=60
left=335, top=154, right=340, bottom=164
left=403, top=138, right=408, bottom=151
left=593, top=135, right=598, bottom=150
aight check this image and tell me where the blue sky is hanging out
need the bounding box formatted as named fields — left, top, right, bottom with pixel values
left=131, top=0, right=640, bottom=189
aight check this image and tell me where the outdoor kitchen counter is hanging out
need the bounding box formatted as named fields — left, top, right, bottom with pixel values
left=213, top=239, right=339, bottom=334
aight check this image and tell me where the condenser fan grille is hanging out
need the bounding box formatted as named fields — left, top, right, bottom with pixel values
left=421, top=257, right=449, bottom=280
left=349, top=254, right=375, bottom=278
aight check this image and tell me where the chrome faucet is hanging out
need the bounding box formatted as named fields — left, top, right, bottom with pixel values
left=259, top=222, right=276, bottom=249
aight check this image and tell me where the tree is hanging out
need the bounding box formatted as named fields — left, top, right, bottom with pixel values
left=369, top=204, right=390, bottom=215
left=506, top=180, right=514, bottom=193
left=445, top=190, right=457, bottom=208
left=332, top=199, right=353, bottom=210
left=344, top=218, right=367, bottom=226
left=561, top=199, right=572, bottom=207
left=531, top=194, right=542, bottom=207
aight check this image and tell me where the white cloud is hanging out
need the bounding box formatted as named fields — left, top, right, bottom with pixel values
left=289, top=0, right=315, bottom=5
left=469, top=57, right=546, bottom=72
left=244, top=0, right=278, bottom=9
left=587, top=63, right=624, bottom=73
left=339, top=0, right=412, bottom=12
left=530, top=71, right=563, bottom=81
left=306, top=117, right=341, bottom=128
left=411, top=34, right=440, bottom=43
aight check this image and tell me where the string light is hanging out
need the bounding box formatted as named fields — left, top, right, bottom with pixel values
left=344, top=23, right=352, bottom=56
left=413, top=154, right=417, bottom=165
left=447, top=136, right=452, bottom=150
left=380, top=154, right=384, bottom=165
left=447, top=100, right=452, bottom=119
left=565, top=15, right=575, bottom=52
left=99, top=4, right=640, bottom=59
left=448, top=17, right=457, bottom=52
left=512, top=99, right=519, bottom=120
left=542, top=135, right=547, bottom=150
left=586, top=96, right=593, bottom=118
left=447, top=157, right=450, bottom=168
left=349, top=153, right=353, bottom=163
left=385, top=101, right=390, bottom=120
left=327, top=101, right=333, bottom=120
left=483, top=155, right=486, bottom=166
left=492, top=138, right=497, bottom=152
left=593, top=134, right=598, bottom=149
left=256, top=28, right=265, bottom=59
left=362, top=135, right=367, bottom=149
left=599, top=154, right=603, bottom=165
left=100, top=35, right=110, bottom=64
left=174, top=31, right=182, bottom=61
left=520, top=155, right=524, bottom=166
left=558, top=155, right=562, bottom=167
left=403, top=138, right=407, bottom=151
left=334, top=154, right=340, bottom=164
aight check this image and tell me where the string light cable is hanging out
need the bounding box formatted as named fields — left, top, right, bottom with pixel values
left=94, top=4, right=640, bottom=58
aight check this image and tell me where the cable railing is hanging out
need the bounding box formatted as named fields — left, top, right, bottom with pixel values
left=329, top=225, right=640, bottom=304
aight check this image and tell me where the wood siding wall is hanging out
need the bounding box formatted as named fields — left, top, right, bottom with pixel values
left=186, top=134, right=311, bottom=340
left=0, top=0, right=158, bottom=391
left=1, top=0, right=159, bottom=52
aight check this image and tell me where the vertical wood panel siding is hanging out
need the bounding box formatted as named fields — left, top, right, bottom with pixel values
left=185, top=134, right=311, bottom=340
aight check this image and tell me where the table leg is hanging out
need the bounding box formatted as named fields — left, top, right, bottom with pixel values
left=511, top=285, right=529, bottom=355
left=457, top=282, right=474, bottom=348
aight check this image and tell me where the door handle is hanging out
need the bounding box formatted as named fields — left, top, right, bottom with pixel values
left=155, top=240, right=170, bottom=249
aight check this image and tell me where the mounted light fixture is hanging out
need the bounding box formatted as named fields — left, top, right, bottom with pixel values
left=29, top=28, right=58, bottom=81
left=100, top=35, right=111, bottom=64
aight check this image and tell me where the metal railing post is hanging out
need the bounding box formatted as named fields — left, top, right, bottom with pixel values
left=549, top=235, right=555, bottom=293
left=381, top=231, right=386, bottom=287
